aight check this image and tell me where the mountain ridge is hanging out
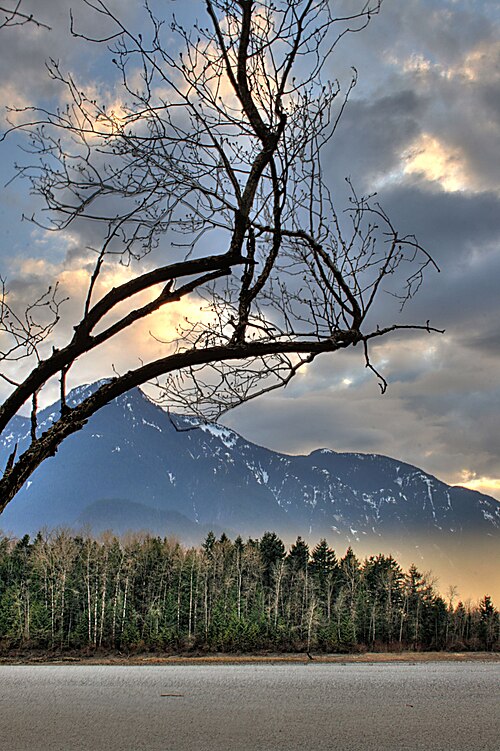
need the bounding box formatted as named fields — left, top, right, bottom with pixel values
left=1, top=382, right=498, bottom=544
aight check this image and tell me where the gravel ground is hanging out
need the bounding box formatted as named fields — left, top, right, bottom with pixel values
left=0, top=662, right=498, bottom=750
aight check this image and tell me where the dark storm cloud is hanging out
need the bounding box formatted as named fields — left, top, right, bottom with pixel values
left=326, top=90, right=425, bottom=187
left=464, top=327, right=500, bottom=355
left=367, top=186, right=500, bottom=322
left=0, top=0, right=138, bottom=100
left=365, top=191, right=500, bottom=380
left=377, top=187, right=500, bottom=255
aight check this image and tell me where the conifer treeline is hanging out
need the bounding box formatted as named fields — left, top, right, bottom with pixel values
left=0, top=530, right=498, bottom=653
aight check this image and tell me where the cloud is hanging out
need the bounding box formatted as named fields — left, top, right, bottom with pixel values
left=324, top=2, right=500, bottom=202
left=403, top=133, right=471, bottom=192
left=225, top=321, right=500, bottom=501
left=459, top=474, right=500, bottom=499
left=0, top=0, right=139, bottom=110
left=0, top=248, right=216, bottom=410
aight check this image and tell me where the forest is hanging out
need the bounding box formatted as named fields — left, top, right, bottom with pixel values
left=0, top=529, right=498, bottom=654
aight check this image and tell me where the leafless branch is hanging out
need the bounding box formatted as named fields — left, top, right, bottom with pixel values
left=0, top=1, right=50, bottom=30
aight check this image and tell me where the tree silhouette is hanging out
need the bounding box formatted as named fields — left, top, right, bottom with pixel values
left=0, top=0, right=439, bottom=509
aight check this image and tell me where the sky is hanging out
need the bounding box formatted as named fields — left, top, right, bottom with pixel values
left=0, top=0, right=499, bottom=505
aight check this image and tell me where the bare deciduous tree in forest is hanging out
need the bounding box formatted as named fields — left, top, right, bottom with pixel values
left=0, top=0, right=439, bottom=509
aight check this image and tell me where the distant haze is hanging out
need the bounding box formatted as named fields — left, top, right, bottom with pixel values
left=1, top=383, right=498, bottom=603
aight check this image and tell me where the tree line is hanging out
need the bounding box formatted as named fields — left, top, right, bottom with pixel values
left=0, top=530, right=498, bottom=654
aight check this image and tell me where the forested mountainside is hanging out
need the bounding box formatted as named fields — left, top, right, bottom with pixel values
left=0, top=530, right=498, bottom=654
left=2, top=382, right=499, bottom=603
left=1, top=383, right=499, bottom=544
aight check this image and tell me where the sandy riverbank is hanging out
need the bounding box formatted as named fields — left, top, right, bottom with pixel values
left=1, top=650, right=498, bottom=665
left=1, top=662, right=499, bottom=750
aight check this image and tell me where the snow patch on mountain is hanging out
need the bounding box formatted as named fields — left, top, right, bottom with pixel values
left=200, top=423, right=238, bottom=448
left=142, top=418, right=162, bottom=432
left=67, top=379, right=111, bottom=406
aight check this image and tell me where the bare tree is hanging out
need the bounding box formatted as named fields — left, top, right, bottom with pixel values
left=0, top=1, right=50, bottom=30
left=0, top=0, right=439, bottom=510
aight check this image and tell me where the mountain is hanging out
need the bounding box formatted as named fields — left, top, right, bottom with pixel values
left=1, top=382, right=499, bottom=597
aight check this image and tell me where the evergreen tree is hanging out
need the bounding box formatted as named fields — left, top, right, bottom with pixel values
left=259, top=532, right=285, bottom=589
left=0, top=528, right=496, bottom=654
left=287, top=537, right=309, bottom=573
left=361, top=554, right=404, bottom=647
left=202, top=531, right=216, bottom=558
left=478, top=595, right=499, bottom=650
left=335, top=547, right=361, bottom=647
left=310, top=540, right=337, bottom=584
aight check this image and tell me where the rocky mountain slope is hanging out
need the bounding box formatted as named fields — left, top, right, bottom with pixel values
left=1, top=383, right=499, bottom=554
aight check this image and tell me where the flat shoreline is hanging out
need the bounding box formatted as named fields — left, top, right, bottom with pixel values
left=3, top=661, right=498, bottom=750
left=1, top=650, right=498, bottom=665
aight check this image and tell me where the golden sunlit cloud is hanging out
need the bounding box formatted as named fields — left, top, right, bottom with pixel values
left=400, top=53, right=433, bottom=75
left=403, top=133, right=470, bottom=192
left=458, top=471, right=500, bottom=502
left=452, top=40, right=500, bottom=84
left=1, top=251, right=218, bottom=408
left=388, top=38, right=500, bottom=85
